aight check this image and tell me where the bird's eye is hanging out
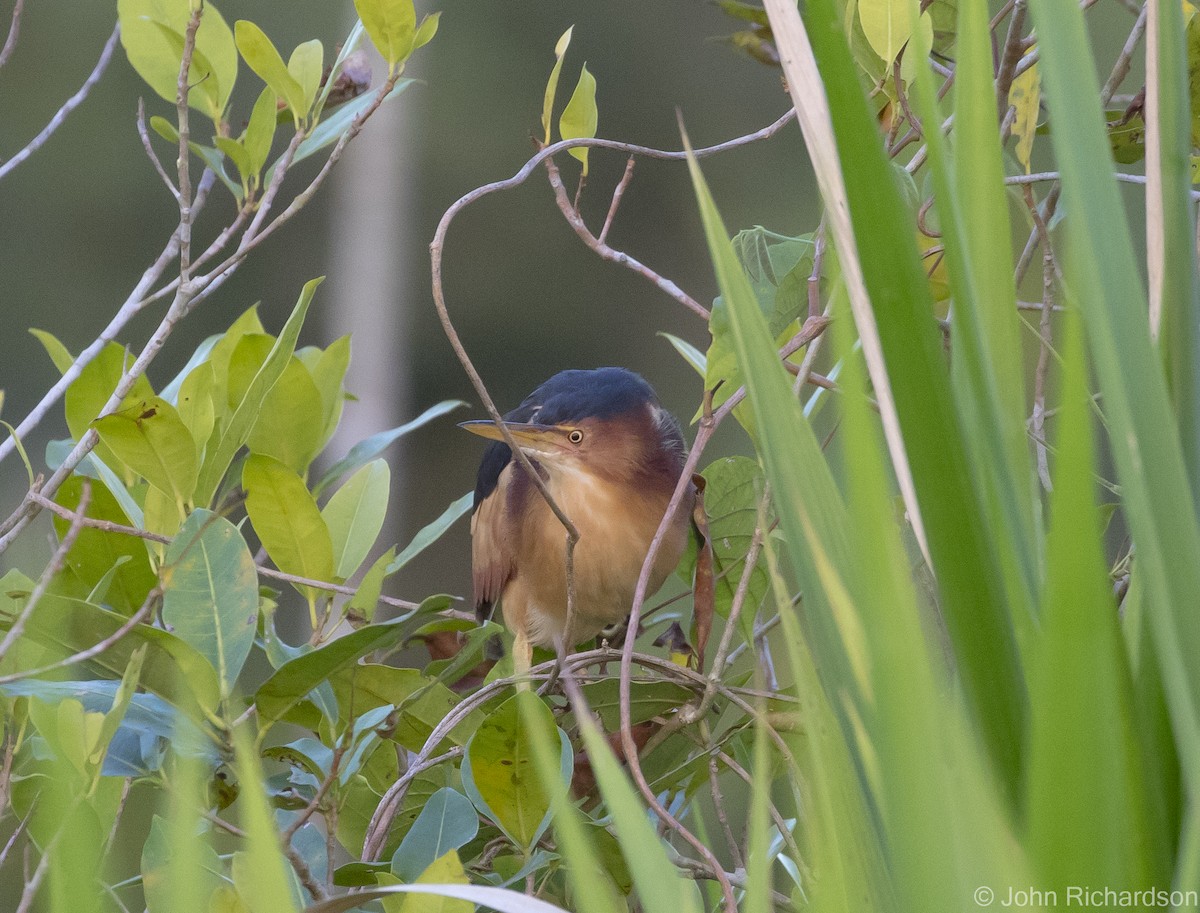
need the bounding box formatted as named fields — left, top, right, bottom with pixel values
left=568, top=429, right=584, bottom=444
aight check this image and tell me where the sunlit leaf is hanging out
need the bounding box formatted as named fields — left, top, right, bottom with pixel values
left=559, top=64, right=598, bottom=175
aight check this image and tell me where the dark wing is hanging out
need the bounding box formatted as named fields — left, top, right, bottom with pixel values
left=471, top=461, right=515, bottom=621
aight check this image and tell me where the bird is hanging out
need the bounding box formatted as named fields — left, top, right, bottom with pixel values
left=460, top=367, right=694, bottom=677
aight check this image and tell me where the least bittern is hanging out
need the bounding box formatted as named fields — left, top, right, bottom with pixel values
left=461, top=368, right=693, bottom=674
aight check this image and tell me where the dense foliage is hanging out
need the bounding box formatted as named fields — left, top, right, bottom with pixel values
left=1, top=0, right=1198, bottom=910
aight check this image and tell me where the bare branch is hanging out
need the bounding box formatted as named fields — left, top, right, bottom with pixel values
left=0, top=24, right=120, bottom=182
left=0, top=0, right=25, bottom=70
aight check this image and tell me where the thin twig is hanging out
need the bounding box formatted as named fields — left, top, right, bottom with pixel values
left=598, top=156, right=635, bottom=246
left=558, top=662, right=738, bottom=913
left=0, top=24, right=120, bottom=182
left=994, top=0, right=1029, bottom=114
left=544, top=155, right=708, bottom=318
left=0, top=588, right=159, bottom=686
left=0, top=482, right=91, bottom=665
left=175, top=9, right=201, bottom=282
left=0, top=0, right=25, bottom=70
left=137, top=98, right=180, bottom=199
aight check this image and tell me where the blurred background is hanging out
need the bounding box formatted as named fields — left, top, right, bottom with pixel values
left=0, top=1, right=818, bottom=615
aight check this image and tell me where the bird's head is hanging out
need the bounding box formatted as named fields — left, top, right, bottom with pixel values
left=460, top=368, right=685, bottom=485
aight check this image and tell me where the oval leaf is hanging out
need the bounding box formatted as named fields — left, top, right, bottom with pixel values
left=390, top=789, right=479, bottom=883
left=460, top=693, right=572, bottom=852
left=162, top=509, right=259, bottom=698
left=559, top=63, right=598, bottom=175
left=94, top=396, right=199, bottom=508
left=354, top=0, right=416, bottom=71
left=242, top=454, right=335, bottom=598
left=322, top=459, right=391, bottom=580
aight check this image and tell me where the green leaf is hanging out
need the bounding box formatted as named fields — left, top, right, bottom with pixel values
left=52, top=476, right=156, bottom=614
left=242, top=454, right=335, bottom=598
left=214, top=136, right=253, bottom=184
left=857, top=0, right=912, bottom=63
left=94, top=395, right=199, bottom=509
left=573, top=706, right=702, bottom=913
left=314, top=400, right=466, bottom=496
left=322, top=459, right=391, bottom=580
left=13, top=591, right=221, bottom=722
left=354, top=0, right=417, bottom=72
left=460, top=693, right=571, bottom=852
left=542, top=26, right=574, bottom=145
left=149, top=115, right=244, bottom=199
left=30, top=329, right=74, bottom=374
left=1028, top=0, right=1200, bottom=788
left=232, top=728, right=303, bottom=913
left=394, top=852, right=472, bottom=913
left=195, top=277, right=322, bottom=505
left=386, top=491, right=472, bottom=574
left=390, top=788, right=479, bottom=882
left=349, top=547, right=396, bottom=623
left=235, top=20, right=307, bottom=125
left=243, top=87, right=278, bottom=181
left=228, top=338, right=325, bottom=474
left=277, top=80, right=413, bottom=183
left=559, top=64, right=598, bottom=175
left=288, top=39, right=324, bottom=116
left=64, top=342, right=155, bottom=475
left=176, top=361, right=216, bottom=453
left=412, top=12, right=441, bottom=53
left=309, top=335, right=351, bottom=449
left=161, top=509, right=259, bottom=698
left=254, top=617, right=415, bottom=728
left=118, top=0, right=238, bottom=121
left=803, top=0, right=1028, bottom=796
left=1026, top=316, right=1155, bottom=893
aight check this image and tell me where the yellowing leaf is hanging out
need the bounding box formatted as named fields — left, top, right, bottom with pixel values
left=288, top=39, right=324, bottom=117
left=858, top=0, right=913, bottom=64
left=354, top=0, right=417, bottom=74
left=559, top=63, right=598, bottom=175
left=1008, top=52, right=1040, bottom=174
left=235, top=20, right=307, bottom=126
left=94, top=396, right=199, bottom=510
left=395, top=852, right=472, bottom=913
left=542, top=25, right=574, bottom=145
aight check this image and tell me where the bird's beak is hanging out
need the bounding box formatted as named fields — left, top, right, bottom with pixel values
left=458, top=420, right=563, bottom=454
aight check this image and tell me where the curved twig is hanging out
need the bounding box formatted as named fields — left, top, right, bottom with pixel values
left=0, top=24, right=120, bottom=182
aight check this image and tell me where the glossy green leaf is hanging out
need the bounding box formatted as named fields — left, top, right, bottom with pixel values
left=228, top=338, right=325, bottom=474
left=354, top=0, right=417, bottom=71
left=148, top=114, right=244, bottom=199
left=460, top=692, right=571, bottom=852
left=235, top=20, right=307, bottom=125
left=94, top=395, right=198, bottom=509
left=542, top=26, right=574, bottom=145
left=242, top=454, right=335, bottom=598
left=413, top=12, right=441, bottom=53
left=322, top=459, right=391, bottom=580
left=64, top=341, right=155, bottom=475
left=243, top=87, right=278, bottom=181
left=195, top=277, right=322, bottom=505
left=232, top=727, right=302, bottom=913
left=161, top=509, right=258, bottom=698
left=118, top=0, right=238, bottom=120
left=309, top=335, right=351, bottom=449
left=559, top=64, right=598, bottom=175
left=858, top=0, right=912, bottom=63
left=386, top=491, right=472, bottom=574
left=254, top=617, right=412, bottom=728
left=30, top=328, right=74, bottom=374
left=214, top=136, right=253, bottom=184
left=314, top=400, right=466, bottom=497
left=176, top=361, right=216, bottom=453
left=390, top=788, right=479, bottom=883
left=288, top=39, right=324, bottom=116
